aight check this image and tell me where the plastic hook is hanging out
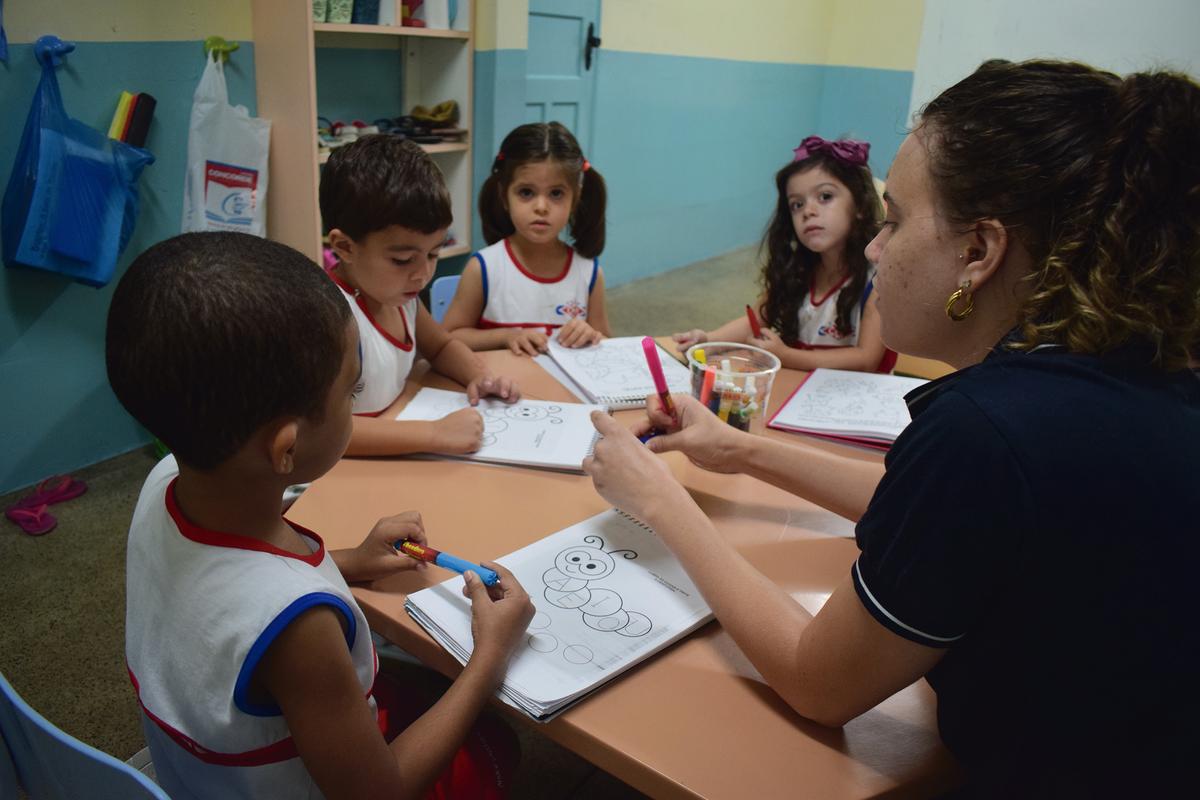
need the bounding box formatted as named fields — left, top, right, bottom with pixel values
left=203, top=35, right=240, bottom=63
left=34, top=35, right=75, bottom=68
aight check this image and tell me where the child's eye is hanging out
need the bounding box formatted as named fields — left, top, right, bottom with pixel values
left=789, top=200, right=804, bottom=212
left=517, top=188, right=534, bottom=199
left=392, top=258, right=414, bottom=267
left=819, top=192, right=834, bottom=202
left=550, top=189, right=565, bottom=199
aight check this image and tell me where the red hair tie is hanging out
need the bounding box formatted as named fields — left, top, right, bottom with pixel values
left=582, top=159, right=591, bottom=173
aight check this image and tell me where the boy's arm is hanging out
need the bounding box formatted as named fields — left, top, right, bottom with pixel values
left=345, top=411, right=484, bottom=457
left=584, top=268, right=612, bottom=337
left=257, top=606, right=498, bottom=800
left=416, top=303, right=519, bottom=402
left=443, top=259, right=520, bottom=351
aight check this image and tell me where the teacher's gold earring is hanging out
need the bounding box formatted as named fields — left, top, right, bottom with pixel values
left=946, top=280, right=974, bottom=321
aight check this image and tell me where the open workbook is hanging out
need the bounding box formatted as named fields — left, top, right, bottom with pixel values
left=767, top=368, right=928, bottom=449
left=394, top=388, right=605, bottom=473
left=405, top=509, right=714, bottom=721
left=546, top=337, right=691, bottom=408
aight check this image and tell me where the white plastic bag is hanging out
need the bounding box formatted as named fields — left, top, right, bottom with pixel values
left=181, top=53, right=270, bottom=236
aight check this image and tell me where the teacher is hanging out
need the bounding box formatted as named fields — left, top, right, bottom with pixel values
left=584, top=59, right=1199, bottom=796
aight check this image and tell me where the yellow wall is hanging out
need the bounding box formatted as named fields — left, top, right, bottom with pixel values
left=827, top=0, right=924, bottom=71
left=4, top=0, right=251, bottom=43
left=476, top=0, right=529, bottom=50
left=602, top=0, right=832, bottom=64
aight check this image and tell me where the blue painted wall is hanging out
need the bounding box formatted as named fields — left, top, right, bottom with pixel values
left=314, top=47, right=405, bottom=126
left=471, top=49, right=912, bottom=287
left=0, top=41, right=257, bottom=493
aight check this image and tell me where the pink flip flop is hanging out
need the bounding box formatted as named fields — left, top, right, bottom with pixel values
left=13, top=474, right=87, bottom=509
left=5, top=504, right=57, bottom=536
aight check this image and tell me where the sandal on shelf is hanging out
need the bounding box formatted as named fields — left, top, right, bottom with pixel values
left=14, top=474, right=87, bottom=509
left=5, top=504, right=57, bottom=536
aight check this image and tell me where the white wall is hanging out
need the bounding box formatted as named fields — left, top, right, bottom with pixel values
left=910, top=0, right=1200, bottom=117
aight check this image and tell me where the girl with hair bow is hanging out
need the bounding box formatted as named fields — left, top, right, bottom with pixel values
left=674, top=135, right=895, bottom=373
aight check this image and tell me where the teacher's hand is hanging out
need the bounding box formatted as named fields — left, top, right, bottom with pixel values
left=583, top=411, right=689, bottom=524
left=633, top=393, right=746, bottom=474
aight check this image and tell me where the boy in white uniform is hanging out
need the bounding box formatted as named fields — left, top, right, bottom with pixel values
left=108, top=232, right=534, bottom=799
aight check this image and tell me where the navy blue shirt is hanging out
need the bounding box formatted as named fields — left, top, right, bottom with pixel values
left=853, top=344, right=1200, bottom=796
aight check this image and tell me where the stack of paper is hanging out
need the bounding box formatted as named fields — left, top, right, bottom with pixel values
left=395, top=388, right=605, bottom=472
left=767, top=368, right=927, bottom=449
left=405, top=509, right=713, bottom=720
left=545, top=337, right=691, bottom=408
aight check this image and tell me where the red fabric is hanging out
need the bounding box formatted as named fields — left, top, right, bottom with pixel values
left=372, top=672, right=519, bottom=800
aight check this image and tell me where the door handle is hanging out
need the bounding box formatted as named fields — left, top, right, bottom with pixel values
left=585, top=22, right=601, bottom=70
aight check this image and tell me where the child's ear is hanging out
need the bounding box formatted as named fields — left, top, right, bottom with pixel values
left=327, top=229, right=355, bottom=265
left=268, top=420, right=300, bottom=476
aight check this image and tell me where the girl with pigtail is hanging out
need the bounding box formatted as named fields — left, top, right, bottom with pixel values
left=444, top=122, right=612, bottom=354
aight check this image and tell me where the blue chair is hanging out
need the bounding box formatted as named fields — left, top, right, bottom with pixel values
left=0, top=672, right=169, bottom=799
left=429, top=274, right=461, bottom=323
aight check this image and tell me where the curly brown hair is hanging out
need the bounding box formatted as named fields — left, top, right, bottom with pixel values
left=919, top=59, right=1200, bottom=369
left=758, top=152, right=883, bottom=343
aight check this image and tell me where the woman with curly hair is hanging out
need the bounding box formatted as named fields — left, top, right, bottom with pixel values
left=585, top=59, right=1200, bottom=796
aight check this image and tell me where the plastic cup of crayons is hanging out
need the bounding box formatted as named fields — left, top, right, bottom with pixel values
left=685, top=342, right=781, bottom=434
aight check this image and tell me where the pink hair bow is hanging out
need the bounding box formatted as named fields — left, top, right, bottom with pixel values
left=792, top=136, right=870, bottom=166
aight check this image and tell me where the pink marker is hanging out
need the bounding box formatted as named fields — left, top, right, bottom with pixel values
left=641, top=336, right=678, bottom=425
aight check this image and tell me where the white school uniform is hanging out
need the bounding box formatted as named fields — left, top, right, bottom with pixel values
left=125, top=456, right=379, bottom=800
left=329, top=269, right=419, bottom=416
left=476, top=239, right=598, bottom=335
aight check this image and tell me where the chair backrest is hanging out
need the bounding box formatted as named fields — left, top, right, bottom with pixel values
left=429, top=274, right=461, bottom=323
left=0, top=672, right=169, bottom=800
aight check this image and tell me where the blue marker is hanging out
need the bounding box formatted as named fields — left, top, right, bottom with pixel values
left=396, top=540, right=499, bottom=586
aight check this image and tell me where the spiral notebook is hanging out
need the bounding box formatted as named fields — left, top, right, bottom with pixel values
left=546, top=337, right=692, bottom=408
left=394, top=388, right=605, bottom=472
left=405, top=508, right=714, bottom=721
left=767, top=368, right=927, bottom=450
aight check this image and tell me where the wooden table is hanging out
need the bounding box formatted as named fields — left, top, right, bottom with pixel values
left=289, top=351, right=960, bottom=799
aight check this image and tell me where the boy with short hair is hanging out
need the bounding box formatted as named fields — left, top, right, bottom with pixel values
left=321, top=135, right=520, bottom=455
left=108, top=232, right=533, bottom=799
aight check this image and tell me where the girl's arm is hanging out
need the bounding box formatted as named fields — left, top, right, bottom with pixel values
left=584, top=267, right=612, bottom=337
left=442, top=258, right=528, bottom=352
left=584, top=414, right=945, bottom=727
left=673, top=295, right=763, bottom=348
left=762, top=293, right=889, bottom=372
left=416, top=302, right=519, bottom=402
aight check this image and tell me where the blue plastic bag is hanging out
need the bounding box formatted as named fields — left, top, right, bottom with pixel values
left=2, top=36, right=154, bottom=287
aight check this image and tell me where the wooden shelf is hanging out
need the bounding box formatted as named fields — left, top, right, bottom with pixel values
left=314, top=23, right=469, bottom=39
left=318, top=141, right=467, bottom=164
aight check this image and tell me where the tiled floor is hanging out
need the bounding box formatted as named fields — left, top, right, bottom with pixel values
left=0, top=246, right=758, bottom=799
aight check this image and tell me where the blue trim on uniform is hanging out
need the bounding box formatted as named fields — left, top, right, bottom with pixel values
left=859, top=278, right=874, bottom=312
left=233, top=592, right=358, bottom=717
left=588, top=257, right=599, bottom=295
left=475, top=251, right=489, bottom=308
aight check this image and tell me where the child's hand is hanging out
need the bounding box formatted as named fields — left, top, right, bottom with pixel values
left=431, top=407, right=484, bottom=453
left=672, top=329, right=708, bottom=348
left=555, top=318, right=604, bottom=348
left=462, top=563, right=535, bottom=679
left=340, top=512, right=428, bottom=582
left=507, top=328, right=549, bottom=357
left=757, top=328, right=790, bottom=357
left=466, top=374, right=520, bottom=404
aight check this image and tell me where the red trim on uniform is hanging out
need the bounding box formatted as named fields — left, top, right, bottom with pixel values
left=166, top=479, right=325, bottom=567
left=129, top=666, right=386, bottom=766
left=809, top=272, right=852, bottom=306
left=128, top=667, right=299, bottom=766
left=328, top=268, right=414, bottom=351
left=504, top=238, right=572, bottom=284
left=478, top=317, right=558, bottom=336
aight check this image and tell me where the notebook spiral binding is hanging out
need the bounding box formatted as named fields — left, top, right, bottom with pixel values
left=615, top=508, right=656, bottom=534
